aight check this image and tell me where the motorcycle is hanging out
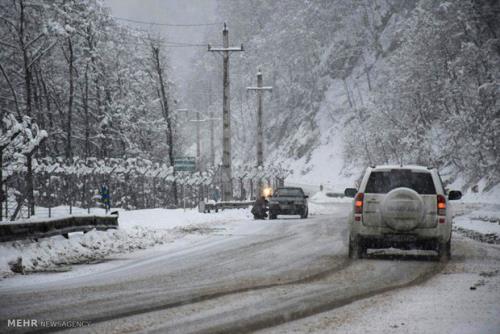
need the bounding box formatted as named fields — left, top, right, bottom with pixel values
left=251, top=195, right=269, bottom=220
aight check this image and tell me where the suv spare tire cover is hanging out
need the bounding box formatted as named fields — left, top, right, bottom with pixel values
left=381, top=187, right=424, bottom=231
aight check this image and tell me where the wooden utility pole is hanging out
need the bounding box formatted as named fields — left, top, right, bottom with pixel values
left=208, top=23, right=244, bottom=201
left=247, top=69, right=273, bottom=168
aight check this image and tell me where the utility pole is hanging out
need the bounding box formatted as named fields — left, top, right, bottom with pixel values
left=196, top=110, right=201, bottom=165
left=177, top=108, right=202, bottom=171
left=208, top=23, right=244, bottom=201
left=247, top=69, right=273, bottom=168
left=191, top=114, right=222, bottom=171
left=201, top=114, right=222, bottom=168
left=208, top=81, right=215, bottom=167
left=180, top=108, right=221, bottom=171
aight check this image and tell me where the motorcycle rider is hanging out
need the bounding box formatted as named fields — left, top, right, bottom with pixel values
left=251, top=195, right=268, bottom=219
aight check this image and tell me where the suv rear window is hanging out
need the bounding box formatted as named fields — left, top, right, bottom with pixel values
left=274, top=188, right=304, bottom=197
left=365, top=170, right=436, bottom=194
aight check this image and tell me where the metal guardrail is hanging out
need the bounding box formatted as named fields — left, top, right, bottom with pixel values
left=0, top=215, right=119, bottom=242
left=201, top=201, right=254, bottom=213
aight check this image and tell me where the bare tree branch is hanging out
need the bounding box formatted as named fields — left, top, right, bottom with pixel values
left=0, top=16, right=17, bottom=31
left=26, top=40, right=57, bottom=70
left=0, top=39, right=17, bottom=48
left=24, top=32, right=45, bottom=49
left=0, top=62, right=21, bottom=116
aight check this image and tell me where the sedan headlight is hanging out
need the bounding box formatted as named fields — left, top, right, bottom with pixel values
left=262, top=187, right=273, bottom=198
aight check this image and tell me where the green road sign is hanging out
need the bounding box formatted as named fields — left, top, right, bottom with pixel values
left=174, top=157, right=196, bottom=172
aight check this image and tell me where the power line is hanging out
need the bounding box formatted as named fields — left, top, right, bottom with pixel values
left=119, top=30, right=208, bottom=47
left=113, top=16, right=222, bottom=27
left=120, top=39, right=207, bottom=48
left=156, top=41, right=206, bottom=47
left=116, top=33, right=207, bottom=47
left=122, top=42, right=206, bottom=48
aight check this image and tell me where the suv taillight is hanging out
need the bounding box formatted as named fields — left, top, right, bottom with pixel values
left=437, top=194, right=446, bottom=216
left=354, top=193, right=364, bottom=214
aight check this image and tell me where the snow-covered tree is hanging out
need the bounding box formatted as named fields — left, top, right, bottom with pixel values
left=0, top=113, right=47, bottom=219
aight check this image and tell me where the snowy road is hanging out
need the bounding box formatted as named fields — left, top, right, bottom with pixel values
left=1, top=203, right=495, bottom=333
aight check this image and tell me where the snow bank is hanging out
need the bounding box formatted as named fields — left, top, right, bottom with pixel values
left=0, top=227, right=178, bottom=278
left=0, top=208, right=252, bottom=278
left=453, top=203, right=500, bottom=243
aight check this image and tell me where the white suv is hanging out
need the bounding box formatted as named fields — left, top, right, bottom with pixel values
left=344, top=165, right=462, bottom=260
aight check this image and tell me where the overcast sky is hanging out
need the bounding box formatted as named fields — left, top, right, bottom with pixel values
left=105, top=0, right=219, bottom=98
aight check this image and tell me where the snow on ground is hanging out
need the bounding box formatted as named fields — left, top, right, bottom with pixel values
left=117, top=207, right=252, bottom=230
left=0, top=207, right=252, bottom=279
left=308, top=191, right=352, bottom=216
left=331, top=272, right=500, bottom=334
left=309, top=191, right=351, bottom=204
left=0, top=199, right=341, bottom=279
left=455, top=212, right=500, bottom=235
left=449, top=178, right=500, bottom=205
left=259, top=235, right=500, bottom=334
left=0, top=186, right=346, bottom=278
left=452, top=202, right=500, bottom=244
left=450, top=179, right=500, bottom=242
left=0, top=227, right=176, bottom=276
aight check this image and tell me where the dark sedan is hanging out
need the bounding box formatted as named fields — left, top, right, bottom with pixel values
left=268, top=187, right=309, bottom=219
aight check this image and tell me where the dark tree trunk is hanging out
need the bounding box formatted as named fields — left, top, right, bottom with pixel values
left=26, top=153, right=34, bottom=216
left=0, top=149, right=3, bottom=221
left=19, top=0, right=35, bottom=216
left=39, top=70, right=54, bottom=154
left=65, top=36, right=74, bottom=159
left=20, top=0, right=32, bottom=117
left=83, top=63, right=90, bottom=158
left=152, top=45, right=177, bottom=206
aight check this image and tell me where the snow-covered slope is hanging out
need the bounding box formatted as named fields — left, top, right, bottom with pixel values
left=203, top=0, right=500, bottom=194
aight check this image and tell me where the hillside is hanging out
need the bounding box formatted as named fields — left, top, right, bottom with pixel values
left=186, top=0, right=499, bottom=192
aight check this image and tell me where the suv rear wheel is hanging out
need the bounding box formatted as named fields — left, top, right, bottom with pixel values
left=437, top=240, right=451, bottom=261
left=348, top=236, right=366, bottom=259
